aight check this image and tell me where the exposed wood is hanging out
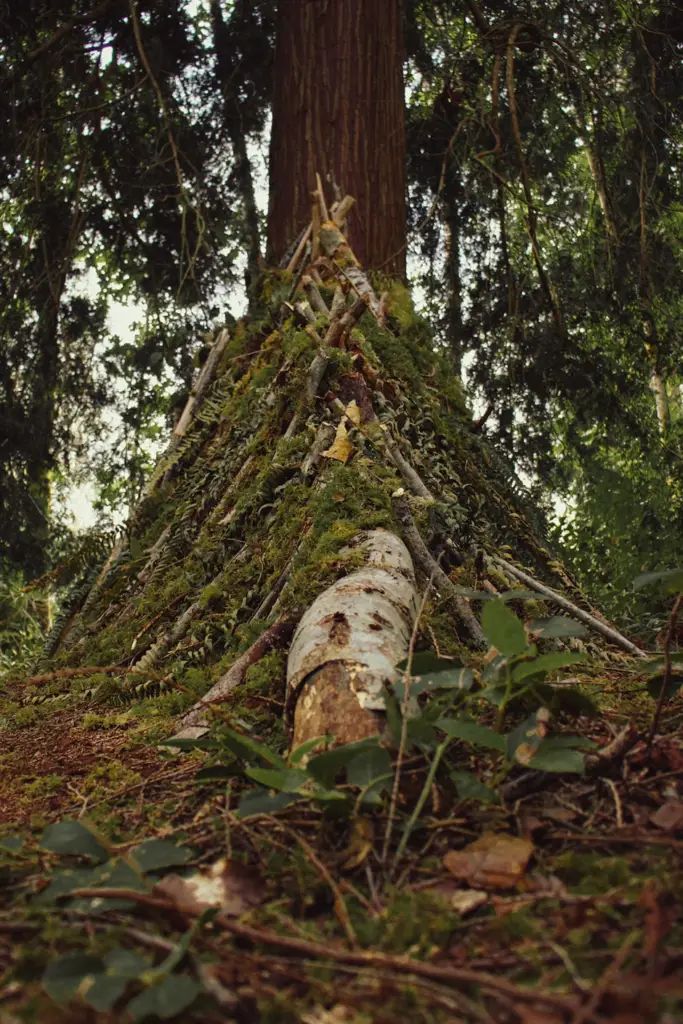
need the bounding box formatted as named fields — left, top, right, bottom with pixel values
left=286, top=529, right=419, bottom=747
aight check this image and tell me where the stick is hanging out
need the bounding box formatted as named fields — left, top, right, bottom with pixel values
left=173, top=616, right=295, bottom=736
left=493, top=557, right=647, bottom=658
left=392, top=492, right=487, bottom=649
left=646, top=591, right=683, bottom=749
left=66, top=889, right=576, bottom=1011
left=285, top=223, right=313, bottom=274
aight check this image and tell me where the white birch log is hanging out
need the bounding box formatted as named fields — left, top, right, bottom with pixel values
left=286, top=529, right=419, bottom=747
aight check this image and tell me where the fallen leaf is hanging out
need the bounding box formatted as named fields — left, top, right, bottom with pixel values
left=443, top=833, right=534, bottom=890
left=155, top=858, right=265, bottom=917
left=650, top=801, right=683, bottom=832
left=344, top=399, right=361, bottom=426
left=442, top=887, right=488, bottom=916
left=338, top=817, right=374, bottom=871
left=322, top=419, right=354, bottom=463
left=542, top=807, right=577, bottom=824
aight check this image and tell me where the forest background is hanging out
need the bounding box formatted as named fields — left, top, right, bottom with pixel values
left=2, top=0, right=683, bottom=667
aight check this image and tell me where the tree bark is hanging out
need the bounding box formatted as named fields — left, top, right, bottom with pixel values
left=267, top=0, right=407, bottom=276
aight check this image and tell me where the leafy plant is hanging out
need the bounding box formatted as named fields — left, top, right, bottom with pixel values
left=171, top=599, right=596, bottom=829
left=34, top=819, right=204, bottom=1020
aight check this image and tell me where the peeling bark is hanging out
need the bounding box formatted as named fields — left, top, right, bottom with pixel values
left=286, top=529, right=419, bottom=747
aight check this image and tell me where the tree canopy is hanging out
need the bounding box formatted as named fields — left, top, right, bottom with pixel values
left=1, top=0, right=682, bottom=633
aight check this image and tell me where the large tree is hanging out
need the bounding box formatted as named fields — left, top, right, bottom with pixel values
left=41, top=0, right=645, bottom=763
left=2, top=4, right=681, bottom=1021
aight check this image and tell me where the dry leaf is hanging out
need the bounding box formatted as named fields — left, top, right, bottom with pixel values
left=155, top=858, right=265, bottom=918
left=650, top=800, right=683, bottom=832
left=338, top=817, right=374, bottom=871
left=343, top=399, right=361, bottom=426
left=322, top=419, right=354, bottom=463
left=426, top=885, right=488, bottom=916
left=443, top=833, right=534, bottom=890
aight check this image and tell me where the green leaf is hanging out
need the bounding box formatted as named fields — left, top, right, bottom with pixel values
left=642, top=652, right=683, bottom=675
left=406, top=716, right=438, bottom=750
left=194, top=764, right=239, bottom=781
left=131, top=839, right=194, bottom=873
left=245, top=766, right=310, bottom=791
left=83, top=974, right=129, bottom=1013
left=127, top=974, right=201, bottom=1022
left=42, top=952, right=102, bottom=1006
left=450, top=770, right=499, bottom=804
left=237, top=790, right=299, bottom=818
left=104, top=949, right=149, bottom=978
left=534, top=734, right=596, bottom=750
left=159, top=737, right=220, bottom=751
left=383, top=686, right=403, bottom=745
left=528, top=616, right=589, bottom=639
left=394, top=655, right=473, bottom=698
left=33, top=867, right=97, bottom=906
left=477, top=683, right=508, bottom=707
left=507, top=711, right=548, bottom=763
left=289, top=735, right=332, bottom=764
left=346, top=746, right=392, bottom=788
left=646, top=673, right=683, bottom=700
left=219, top=726, right=287, bottom=768
left=306, top=738, right=380, bottom=788
left=481, top=600, right=528, bottom=657
left=512, top=652, right=588, bottom=682
left=499, top=590, right=542, bottom=602
left=482, top=654, right=507, bottom=683
left=527, top=742, right=585, bottom=774
left=0, top=835, right=24, bottom=854
left=633, top=568, right=683, bottom=593
left=66, top=858, right=148, bottom=913
left=40, top=820, right=109, bottom=862
left=436, top=718, right=506, bottom=752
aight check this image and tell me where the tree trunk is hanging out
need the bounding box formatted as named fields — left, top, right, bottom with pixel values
left=267, top=0, right=406, bottom=276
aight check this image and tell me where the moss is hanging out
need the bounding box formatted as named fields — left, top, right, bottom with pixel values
left=10, top=706, right=39, bottom=728
left=243, top=651, right=287, bottom=696
left=199, top=580, right=223, bottom=609
left=81, top=712, right=131, bottom=730
left=20, top=774, right=64, bottom=799
left=82, top=760, right=142, bottom=796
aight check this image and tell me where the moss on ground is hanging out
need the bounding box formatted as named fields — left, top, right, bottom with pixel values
left=1, top=270, right=681, bottom=1022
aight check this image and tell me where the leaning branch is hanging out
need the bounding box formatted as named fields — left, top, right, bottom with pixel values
left=493, top=556, right=647, bottom=658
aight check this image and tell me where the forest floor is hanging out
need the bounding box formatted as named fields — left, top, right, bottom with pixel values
left=1, top=659, right=682, bottom=1024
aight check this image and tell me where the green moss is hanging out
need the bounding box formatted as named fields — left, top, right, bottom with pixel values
left=243, top=651, right=287, bottom=696
left=82, top=760, right=142, bottom=796
left=11, top=706, right=39, bottom=728
left=199, top=581, right=223, bottom=609
left=81, top=712, right=131, bottom=730
left=21, top=774, right=64, bottom=799
left=553, top=851, right=636, bottom=894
